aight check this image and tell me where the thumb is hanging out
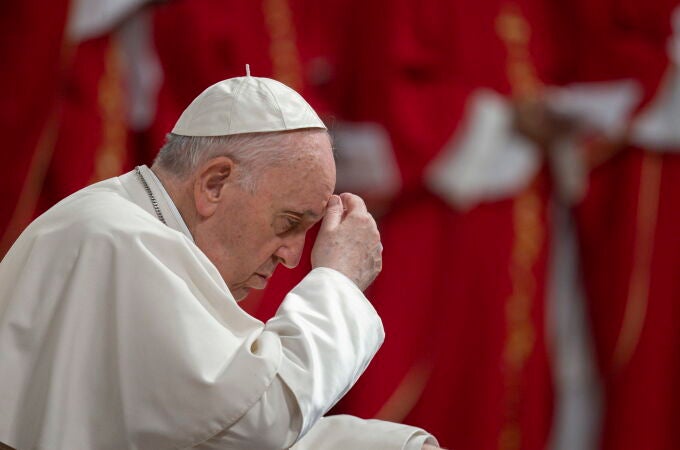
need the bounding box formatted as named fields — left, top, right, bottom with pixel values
left=321, top=195, right=343, bottom=230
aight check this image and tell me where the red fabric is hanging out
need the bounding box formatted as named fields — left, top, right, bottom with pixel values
left=403, top=186, right=553, bottom=450
left=327, top=1, right=560, bottom=449
left=556, top=0, right=676, bottom=108
left=149, top=0, right=345, bottom=154
left=0, top=6, right=134, bottom=255
left=576, top=149, right=680, bottom=450
left=563, top=1, right=680, bottom=449
left=39, top=35, right=133, bottom=213
left=0, top=0, right=70, bottom=255
left=149, top=0, right=274, bottom=153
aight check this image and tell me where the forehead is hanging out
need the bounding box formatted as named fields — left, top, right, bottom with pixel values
left=260, top=134, right=335, bottom=218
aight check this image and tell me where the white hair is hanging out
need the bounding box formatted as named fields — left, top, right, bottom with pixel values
left=153, top=129, right=329, bottom=192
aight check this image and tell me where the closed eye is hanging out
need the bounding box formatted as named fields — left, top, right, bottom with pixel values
left=276, top=215, right=302, bottom=235
left=285, top=217, right=300, bottom=230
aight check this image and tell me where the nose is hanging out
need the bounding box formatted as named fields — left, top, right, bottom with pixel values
left=275, top=232, right=306, bottom=269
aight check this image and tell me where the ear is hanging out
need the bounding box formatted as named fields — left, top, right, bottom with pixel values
left=193, top=156, right=235, bottom=218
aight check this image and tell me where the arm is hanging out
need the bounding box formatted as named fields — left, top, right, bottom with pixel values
left=291, top=415, right=439, bottom=450
left=198, top=397, right=441, bottom=450
left=195, top=265, right=384, bottom=449
left=197, top=195, right=393, bottom=448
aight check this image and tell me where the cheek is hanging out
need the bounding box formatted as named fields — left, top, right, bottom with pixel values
left=197, top=221, right=250, bottom=284
left=229, top=227, right=280, bottom=275
left=201, top=242, right=238, bottom=284
left=248, top=238, right=281, bottom=267
left=204, top=204, right=281, bottom=281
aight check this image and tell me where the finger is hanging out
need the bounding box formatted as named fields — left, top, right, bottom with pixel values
left=338, top=192, right=368, bottom=214
left=320, top=195, right=343, bottom=230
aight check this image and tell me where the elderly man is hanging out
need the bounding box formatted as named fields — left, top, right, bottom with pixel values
left=0, top=75, right=441, bottom=450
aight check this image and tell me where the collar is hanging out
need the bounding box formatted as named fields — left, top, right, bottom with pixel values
left=119, top=165, right=195, bottom=242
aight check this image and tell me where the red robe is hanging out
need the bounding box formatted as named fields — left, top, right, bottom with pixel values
left=39, top=33, right=133, bottom=213
left=149, top=0, right=345, bottom=151
left=576, top=148, right=680, bottom=450
left=0, top=0, right=70, bottom=257
left=329, top=1, right=564, bottom=449
left=0, top=4, right=136, bottom=257
left=562, top=1, right=680, bottom=448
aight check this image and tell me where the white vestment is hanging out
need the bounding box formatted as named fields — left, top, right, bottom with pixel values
left=0, top=166, right=436, bottom=450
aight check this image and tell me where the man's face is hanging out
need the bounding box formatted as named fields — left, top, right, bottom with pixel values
left=196, top=132, right=335, bottom=300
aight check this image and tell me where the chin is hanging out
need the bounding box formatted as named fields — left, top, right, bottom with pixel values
left=229, top=276, right=267, bottom=301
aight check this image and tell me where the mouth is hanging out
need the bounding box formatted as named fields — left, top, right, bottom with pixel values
left=250, top=272, right=272, bottom=289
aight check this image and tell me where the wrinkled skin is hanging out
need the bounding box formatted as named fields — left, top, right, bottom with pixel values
left=156, top=130, right=383, bottom=300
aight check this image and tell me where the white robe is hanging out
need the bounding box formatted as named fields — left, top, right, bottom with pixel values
left=0, top=166, right=436, bottom=450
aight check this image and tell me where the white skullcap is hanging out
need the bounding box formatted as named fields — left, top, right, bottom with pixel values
left=172, top=75, right=326, bottom=136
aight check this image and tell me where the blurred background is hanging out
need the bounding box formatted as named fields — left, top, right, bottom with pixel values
left=1, top=0, right=679, bottom=449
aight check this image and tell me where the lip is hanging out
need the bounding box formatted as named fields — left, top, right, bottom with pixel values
left=250, top=273, right=271, bottom=289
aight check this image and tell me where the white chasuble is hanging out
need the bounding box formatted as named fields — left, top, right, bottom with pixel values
left=0, top=167, right=436, bottom=449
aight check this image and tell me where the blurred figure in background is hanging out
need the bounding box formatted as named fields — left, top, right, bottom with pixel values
left=0, top=0, right=70, bottom=257
left=550, top=1, right=680, bottom=449
left=327, top=1, right=568, bottom=450
left=0, top=0, right=160, bottom=257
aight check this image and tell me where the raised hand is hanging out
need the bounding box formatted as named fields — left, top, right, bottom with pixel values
left=311, top=193, right=383, bottom=290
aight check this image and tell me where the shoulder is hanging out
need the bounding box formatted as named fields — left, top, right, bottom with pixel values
left=21, top=179, right=185, bottom=255
left=4, top=177, right=219, bottom=292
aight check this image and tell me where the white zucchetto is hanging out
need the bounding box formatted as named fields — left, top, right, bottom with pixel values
left=172, top=75, right=326, bottom=137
